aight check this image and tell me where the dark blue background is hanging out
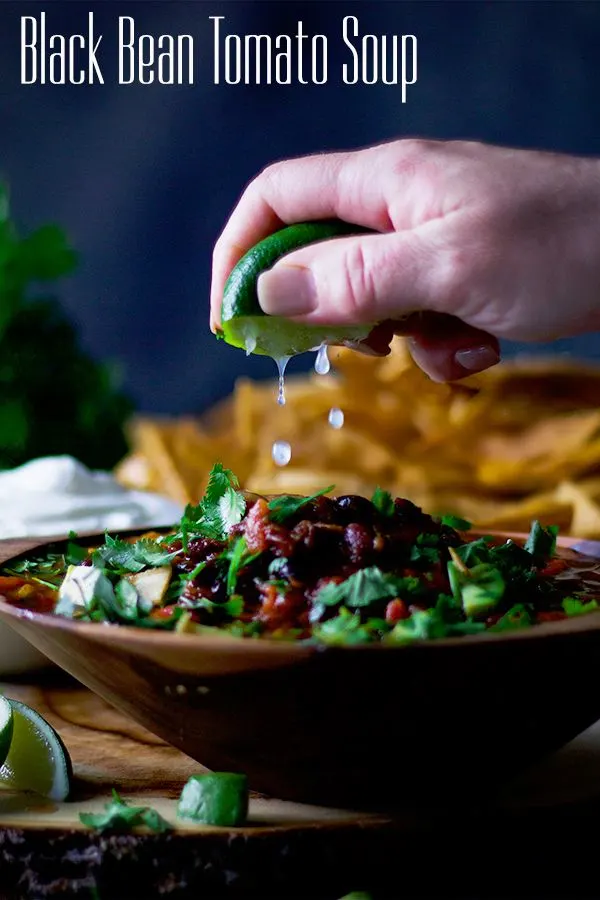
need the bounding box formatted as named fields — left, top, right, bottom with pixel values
left=1, top=0, right=600, bottom=413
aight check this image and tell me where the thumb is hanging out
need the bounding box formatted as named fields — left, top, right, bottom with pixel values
left=256, top=231, right=448, bottom=326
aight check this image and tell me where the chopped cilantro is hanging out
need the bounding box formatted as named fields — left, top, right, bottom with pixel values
left=92, top=535, right=177, bottom=574
left=113, top=578, right=140, bottom=620
left=440, top=514, right=472, bottom=530
left=223, top=538, right=261, bottom=596
left=524, top=520, right=558, bottom=561
left=312, top=607, right=381, bottom=645
left=409, top=543, right=439, bottom=565
left=453, top=537, right=494, bottom=567
left=176, top=463, right=246, bottom=546
left=79, top=789, right=170, bottom=833
left=315, top=567, right=422, bottom=610
left=371, top=487, right=394, bottom=517
left=489, top=604, right=533, bottom=632
left=267, top=485, right=334, bottom=523
left=388, top=606, right=485, bottom=644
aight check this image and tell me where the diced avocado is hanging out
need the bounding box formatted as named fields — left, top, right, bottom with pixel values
left=56, top=565, right=115, bottom=616
left=457, top=563, right=505, bottom=618
left=177, top=773, right=248, bottom=826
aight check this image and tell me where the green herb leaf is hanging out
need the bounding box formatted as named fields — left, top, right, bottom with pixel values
left=489, top=603, right=533, bottom=632
left=64, top=541, right=88, bottom=566
left=267, top=486, right=334, bottom=524
left=177, top=463, right=246, bottom=544
left=312, top=607, right=376, bottom=645
left=114, top=579, right=140, bottom=620
left=453, top=537, right=494, bottom=567
left=371, top=487, right=394, bottom=517
left=225, top=538, right=250, bottom=596
left=79, top=789, right=170, bottom=833
left=315, top=567, right=422, bottom=610
left=440, top=514, right=472, bottom=530
left=388, top=606, right=485, bottom=644
left=409, top=544, right=439, bottom=565
left=92, top=535, right=178, bottom=574
left=562, top=596, right=600, bottom=617
left=524, top=521, right=558, bottom=561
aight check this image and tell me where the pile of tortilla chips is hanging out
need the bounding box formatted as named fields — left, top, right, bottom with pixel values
left=114, top=338, right=600, bottom=537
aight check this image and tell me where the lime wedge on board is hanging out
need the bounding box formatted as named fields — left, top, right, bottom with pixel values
left=0, top=697, right=14, bottom=767
left=0, top=698, right=72, bottom=801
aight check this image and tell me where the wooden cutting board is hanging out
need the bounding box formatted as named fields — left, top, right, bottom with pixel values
left=1, top=674, right=600, bottom=899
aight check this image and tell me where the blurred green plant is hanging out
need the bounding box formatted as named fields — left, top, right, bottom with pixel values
left=0, top=182, right=132, bottom=470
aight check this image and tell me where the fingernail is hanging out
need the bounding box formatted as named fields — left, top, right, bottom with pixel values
left=454, top=344, right=500, bottom=373
left=257, top=265, right=317, bottom=316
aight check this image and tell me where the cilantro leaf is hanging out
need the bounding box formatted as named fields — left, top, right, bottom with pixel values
left=92, top=535, right=178, bottom=574
left=315, top=567, right=422, bottom=610
left=114, top=578, right=141, bottom=620
left=440, top=514, right=472, bottom=530
left=453, top=537, right=494, bottom=567
left=177, top=463, right=246, bottom=545
left=388, top=607, right=485, bottom=644
left=371, top=487, right=394, bottom=517
left=267, top=486, right=334, bottom=524
left=524, top=521, right=558, bottom=562
left=225, top=537, right=256, bottom=596
left=79, top=789, right=170, bottom=833
left=489, top=603, right=533, bottom=632
left=64, top=539, right=88, bottom=566
left=562, top=596, right=599, bottom=617
left=312, top=607, right=378, bottom=645
left=409, top=544, right=439, bottom=565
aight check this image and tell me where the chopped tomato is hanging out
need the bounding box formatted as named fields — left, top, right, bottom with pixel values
left=243, top=498, right=269, bottom=554
left=385, top=599, right=409, bottom=623
left=538, top=558, right=569, bottom=578
left=0, top=576, right=26, bottom=592
left=536, top=610, right=567, bottom=623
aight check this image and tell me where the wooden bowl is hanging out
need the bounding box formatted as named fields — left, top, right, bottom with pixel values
left=2, top=532, right=600, bottom=810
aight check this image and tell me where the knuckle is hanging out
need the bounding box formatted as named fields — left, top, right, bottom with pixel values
left=340, top=240, right=378, bottom=320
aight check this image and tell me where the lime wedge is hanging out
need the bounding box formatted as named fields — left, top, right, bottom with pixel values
left=220, top=220, right=373, bottom=358
left=0, top=697, right=14, bottom=767
left=222, top=315, right=369, bottom=359
left=0, top=699, right=72, bottom=800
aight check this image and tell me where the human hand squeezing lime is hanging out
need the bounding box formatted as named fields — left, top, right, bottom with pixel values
left=211, top=138, right=600, bottom=381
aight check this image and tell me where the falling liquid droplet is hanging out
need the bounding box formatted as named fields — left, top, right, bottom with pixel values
left=272, top=440, right=292, bottom=467
left=245, top=335, right=257, bottom=356
left=328, top=407, right=344, bottom=430
left=274, top=356, right=290, bottom=406
left=314, top=343, right=330, bottom=376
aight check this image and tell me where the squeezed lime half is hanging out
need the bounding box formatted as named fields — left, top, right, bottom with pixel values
left=0, top=699, right=72, bottom=801
left=220, top=220, right=372, bottom=358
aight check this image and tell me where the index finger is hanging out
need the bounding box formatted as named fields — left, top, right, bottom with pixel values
left=209, top=144, right=398, bottom=331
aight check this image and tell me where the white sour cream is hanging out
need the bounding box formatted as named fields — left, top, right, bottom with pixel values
left=0, top=456, right=183, bottom=539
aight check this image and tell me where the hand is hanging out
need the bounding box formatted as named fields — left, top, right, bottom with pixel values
left=210, top=139, right=600, bottom=380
